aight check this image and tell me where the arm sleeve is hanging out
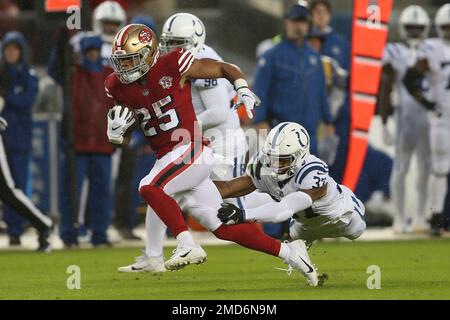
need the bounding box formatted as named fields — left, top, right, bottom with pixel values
left=195, top=79, right=230, bottom=129
left=245, top=191, right=313, bottom=223
left=104, top=77, right=117, bottom=106
left=252, top=51, right=274, bottom=124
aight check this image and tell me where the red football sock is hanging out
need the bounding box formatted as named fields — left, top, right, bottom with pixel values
left=213, top=223, right=281, bottom=257
left=139, top=185, right=188, bottom=237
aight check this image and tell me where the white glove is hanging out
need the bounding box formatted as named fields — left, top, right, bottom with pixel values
left=382, top=125, right=393, bottom=146
left=107, top=105, right=136, bottom=144
left=233, top=79, right=261, bottom=119
left=0, top=116, right=7, bottom=132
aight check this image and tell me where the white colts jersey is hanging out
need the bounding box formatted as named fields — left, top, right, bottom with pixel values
left=382, top=42, right=429, bottom=116
left=191, top=45, right=245, bottom=158
left=419, top=38, right=450, bottom=116
left=246, top=153, right=356, bottom=227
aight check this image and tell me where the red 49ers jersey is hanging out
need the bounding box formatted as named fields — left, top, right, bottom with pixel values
left=105, top=48, right=200, bottom=159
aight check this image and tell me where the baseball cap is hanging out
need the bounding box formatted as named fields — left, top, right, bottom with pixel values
left=284, top=4, right=310, bottom=21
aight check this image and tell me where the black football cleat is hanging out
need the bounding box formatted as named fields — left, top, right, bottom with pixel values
left=37, top=228, right=52, bottom=252
left=429, top=213, right=443, bottom=237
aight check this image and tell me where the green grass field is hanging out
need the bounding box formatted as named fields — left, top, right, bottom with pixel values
left=1, top=239, right=450, bottom=300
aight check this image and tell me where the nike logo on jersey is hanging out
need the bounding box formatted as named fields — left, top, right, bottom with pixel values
left=179, top=250, right=192, bottom=258
left=300, top=257, right=314, bottom=273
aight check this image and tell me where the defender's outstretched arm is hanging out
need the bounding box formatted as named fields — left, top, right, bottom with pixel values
left=185, top=59, right=260, bottom=118
left=213, top=175, right=256, bottom=199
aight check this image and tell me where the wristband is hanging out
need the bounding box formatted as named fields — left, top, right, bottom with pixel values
left=234, top=79, right=248, bottom=91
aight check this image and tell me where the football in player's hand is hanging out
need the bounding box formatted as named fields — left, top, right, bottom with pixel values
left=124, top=107, right=141, bottom=136
left=110, top=106, right=140, bottom=136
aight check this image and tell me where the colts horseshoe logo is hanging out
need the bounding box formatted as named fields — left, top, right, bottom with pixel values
left=193, top=20, right=204, bottom=37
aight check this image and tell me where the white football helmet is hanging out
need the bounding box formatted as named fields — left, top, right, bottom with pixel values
left=398, top=5, right=430, bottom=44
left=93, top=1, right=127, bottom=43
left=159, top=13, right=206, bottom=54
left=435, top=4, right=450, bottom=42
left=262, top=122, right=310, bottom=181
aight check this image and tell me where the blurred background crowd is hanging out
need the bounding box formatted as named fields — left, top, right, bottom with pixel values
left=0, top=0, right=449, bottom=250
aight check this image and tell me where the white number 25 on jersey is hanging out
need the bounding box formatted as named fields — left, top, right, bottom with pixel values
left=136, top=95, right=180, bottom=137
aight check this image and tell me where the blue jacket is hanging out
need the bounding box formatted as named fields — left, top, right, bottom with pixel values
left=253, top=39, right=332, bottom=138
left=322, top=29, right=351, bottom=71
left=1, top=31, right=38, bottom=152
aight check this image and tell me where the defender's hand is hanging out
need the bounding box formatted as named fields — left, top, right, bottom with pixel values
left=107, top=105, right=136, bottom=144
left=217, top=203, right=245, bottom=225
left=233, top=79, right=261, bottom=119
left=0, top=116, right=7, bottom=132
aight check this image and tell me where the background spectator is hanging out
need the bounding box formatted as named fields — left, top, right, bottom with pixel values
left=58, top=35, right=114, bottom=247
left=253, top=3, right=334, bottom=156
left=310, top=0, right=350, bottom=70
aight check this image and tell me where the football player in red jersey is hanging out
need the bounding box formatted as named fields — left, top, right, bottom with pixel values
left=104, top=24, right=318, bottom=286
left=105, top=23, right=260, bottom=270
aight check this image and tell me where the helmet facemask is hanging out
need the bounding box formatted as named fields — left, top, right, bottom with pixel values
left=263, top=149, right=308, bottom=182
left=403, top=24, right=427, bottom=40
left=100, top=19, right=122, bottom=42
left=159, top=35, right=195, bottom=54
left=110, top=46, right=158, bottom=84
left=438, top=24, right=450, bottom=42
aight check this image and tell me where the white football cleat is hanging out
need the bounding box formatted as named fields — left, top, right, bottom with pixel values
left=164, top=245, right=207, bottom=271
left=118, top=254, right=166, bottom=273
left=286, top=240, right=319, bottom=287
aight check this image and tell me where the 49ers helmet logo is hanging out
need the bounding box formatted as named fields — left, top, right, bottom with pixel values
left=138, top=29, right=152, bottom=43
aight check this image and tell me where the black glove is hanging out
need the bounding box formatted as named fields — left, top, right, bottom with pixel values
left=217, top=203, right=245, bottom=225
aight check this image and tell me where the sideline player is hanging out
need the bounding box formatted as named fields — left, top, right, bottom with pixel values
left=379, top=5, right=431, bottom=233
left=215, top=122, right=366, bottom=248
left=403, top=4, right=450, bottom=236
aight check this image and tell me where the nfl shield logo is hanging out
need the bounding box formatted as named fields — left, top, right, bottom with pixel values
left=159, top=76, right=173, bottom=89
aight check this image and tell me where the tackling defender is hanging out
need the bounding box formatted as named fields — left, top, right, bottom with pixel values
left=403, top=4, right=450, bottom=236
left=105, top=24, right=319, bottom=286
left=379, top=5, right=431, bottom=233
left=215, top=122, right=366, bottom=247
